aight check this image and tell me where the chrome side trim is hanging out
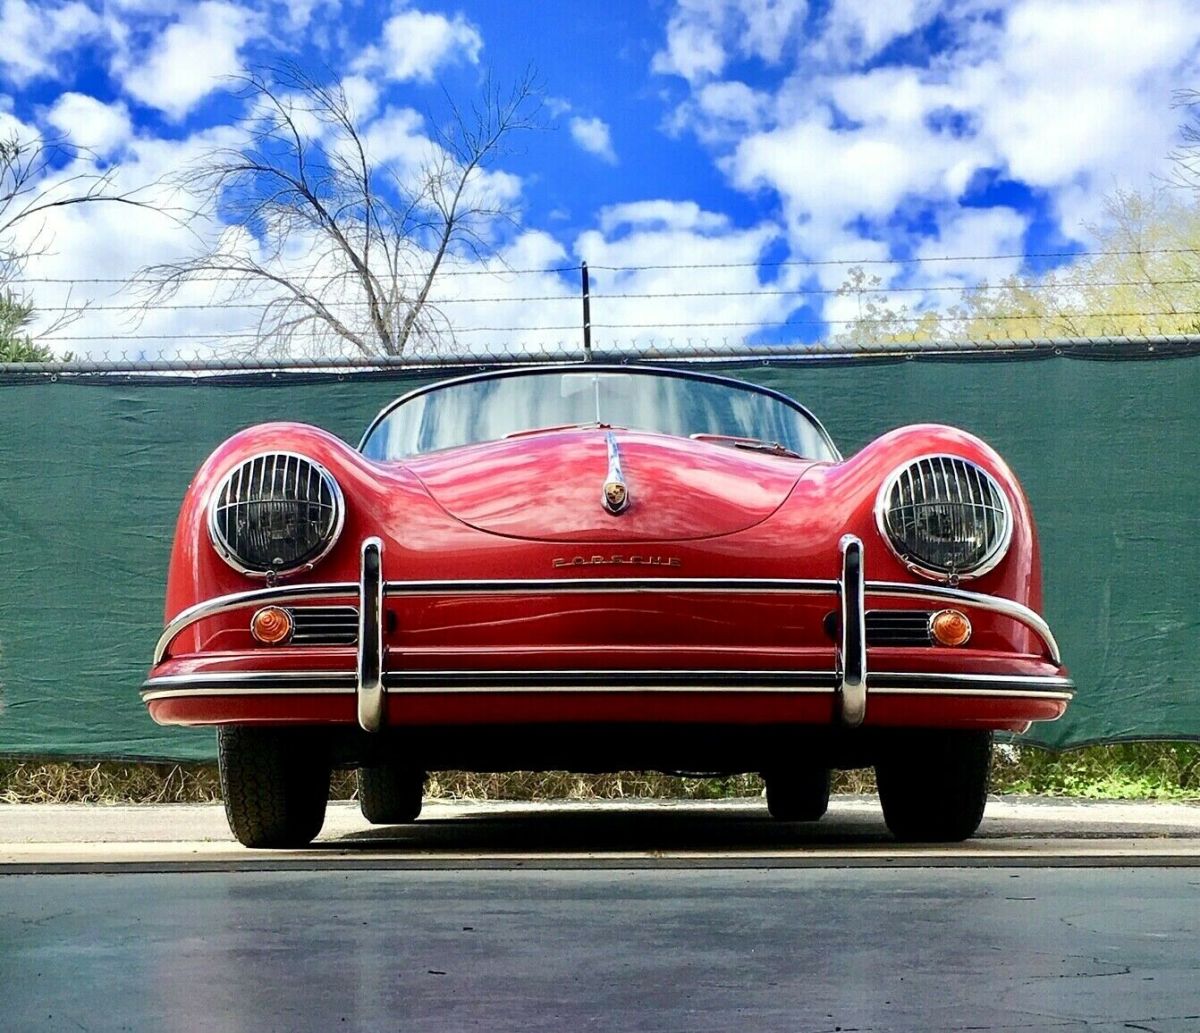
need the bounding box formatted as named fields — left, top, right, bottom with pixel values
left=357, top=538, right=386, bottom=733
left=838, top=535, right=867, bottom=727
left=381, top=578, right=842, bottom=595
left=142, top=687, right=356, bottom=701
left=384, top=669, right=837, bottom=690
left=865, top=581, right=1062, bottom=665
left=140, top=669, right=1072, bottom=702
left=143, top=671, right=355, bottom=689
left=153, top=582, right=357, bottom=665
left=870, top=672, right=1074, bottom=688
left=870, top=688, right=1075, bottom=700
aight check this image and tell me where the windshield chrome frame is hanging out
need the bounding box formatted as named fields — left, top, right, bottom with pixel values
left=357, top=363, right=842, bottom=461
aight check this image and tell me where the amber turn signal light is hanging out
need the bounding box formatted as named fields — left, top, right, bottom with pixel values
left=250, top=606, right=294, bottom=645
left=929, top=609, right=972, bottom=647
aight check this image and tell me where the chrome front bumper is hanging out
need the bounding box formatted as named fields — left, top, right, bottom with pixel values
left=149, top=536, right=1071, bottom=733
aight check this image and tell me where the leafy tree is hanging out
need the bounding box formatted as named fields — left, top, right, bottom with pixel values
left=0, top=290, right=51, bottom=361
left=833, top=188, right=1200, bottom=346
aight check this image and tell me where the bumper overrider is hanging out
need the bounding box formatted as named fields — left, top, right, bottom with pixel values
left=143, top=536, right=1074, bottom=732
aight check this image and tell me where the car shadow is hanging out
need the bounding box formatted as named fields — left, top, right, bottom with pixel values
left=317, top=802, right=899, bottom=852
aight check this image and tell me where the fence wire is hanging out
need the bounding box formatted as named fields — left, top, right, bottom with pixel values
left=5, top=248, right=1200, bottom=374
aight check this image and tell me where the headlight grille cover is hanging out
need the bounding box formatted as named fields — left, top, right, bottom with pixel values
left=879, top=455, right=1011, bottom=579
left=209, top=453, right=343, bottom=575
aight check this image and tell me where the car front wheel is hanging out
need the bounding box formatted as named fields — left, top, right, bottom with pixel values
left=356, top=763, right=425, bottom=824
left=875, top=730, right=992, bottom=842
left=764, top=767, right=831, bottom=821
left=217, top=726, right=331, bottom=848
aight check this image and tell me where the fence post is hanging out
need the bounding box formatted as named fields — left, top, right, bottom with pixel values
left=581, top=262, right=592, bottom=361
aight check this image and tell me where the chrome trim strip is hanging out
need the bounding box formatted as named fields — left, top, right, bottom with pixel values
left=838, top=535, right=866, bottom=727
left=142, top=687, right=355, bottom=701
left=382, top=578, right=842, bottom=595
left=357, top=537, right=386, bottom=734
left=870, top=688, right=1075, bottom=700
left=865, top=581, right=1062, bottom=665
left=870, top=672, right=1074, bottom=688
left=384, top=669, right=837, bottom=689
left=602, top=430, right=631, bottom=514
left=142, top=670, right=1071, bottom=691
left=141, top=669, right=1071, bottom=701
left=143, top=671, right=355, bottom=689
left=153, top=582, right=357, bottom=666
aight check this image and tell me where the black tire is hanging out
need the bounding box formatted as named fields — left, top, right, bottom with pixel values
left=764, top=768, right=831, bottom=821
left=357, top=764, right=424, bottom=824
left=217, top=726, right=331, bottom=848
left=875, top=730, right=992, bottom=842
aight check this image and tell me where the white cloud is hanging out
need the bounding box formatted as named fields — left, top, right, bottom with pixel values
left=666, top=0, right=1200, bottom=261
left=962, top=0, right=1200, bottom=194
left=575, top=201, right=793, bottom=347
left=46, top=93, right=134, bottom=158
left=598, top=199, right=729, bottom=235
left=7, top=124, right=256, bottom=358
left=811, top=0, right=942, bottom=66
left=0, top=0, right=103, bottom=84
left=644, top=0, right=1200, bottom=342
left=729, top=71, right=988, bottom=236
left=353, top=8, right=482, bottom=83
left=117, top=1, right=257, bottom=120
left=912, top=205, right=1029, bottom=290
left=652, top=0, right=809, bottom=83
left=569, top=116, right=617, bottom=164
left=340, top=74, right=380, bottom=123
left=652, top=10, right=727, bottom=83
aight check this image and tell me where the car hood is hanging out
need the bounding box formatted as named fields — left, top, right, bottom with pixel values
left=400, top=428, right=817, bottom=543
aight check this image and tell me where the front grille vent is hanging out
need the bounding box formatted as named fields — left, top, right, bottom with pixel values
left=826, top=610, right=935, bottom=646
left=866, top=610, right=933, bottom=646
left=210, top=453, right=343, bottom=575
left=879, top=455, right=1010, bottom=578
left=288, top=606, right=359, bottom=645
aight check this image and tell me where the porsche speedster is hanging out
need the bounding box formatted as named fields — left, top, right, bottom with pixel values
left=144, top=364, right=1072, bottom=847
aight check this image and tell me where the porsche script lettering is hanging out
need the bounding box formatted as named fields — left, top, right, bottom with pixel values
left=553, top=555, right=682, bottom=568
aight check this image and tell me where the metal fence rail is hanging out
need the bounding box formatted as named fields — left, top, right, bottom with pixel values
left=3, top=333, right=1199, bottom=378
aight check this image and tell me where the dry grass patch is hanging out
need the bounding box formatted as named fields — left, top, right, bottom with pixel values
left=2, top=743, right=1197, bottom=804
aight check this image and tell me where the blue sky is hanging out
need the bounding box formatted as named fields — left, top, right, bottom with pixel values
left=3, top=0, right=1200, bottom=356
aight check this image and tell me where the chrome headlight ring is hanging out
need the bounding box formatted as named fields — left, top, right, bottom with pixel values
left=874, top=453, right=1014, bottom=582
left=207, top=451, right=345, bottom=579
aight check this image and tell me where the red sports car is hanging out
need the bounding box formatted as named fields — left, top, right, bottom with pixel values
left=144, top=364, right=1072, bottom=847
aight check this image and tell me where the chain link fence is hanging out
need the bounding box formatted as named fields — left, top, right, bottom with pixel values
left=2, top=334, right=1199, bottom=378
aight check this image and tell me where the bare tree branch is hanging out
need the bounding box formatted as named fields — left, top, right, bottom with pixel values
left=0, top=132, right=182, bottom=358
left=133, top=62, right=542, bottom=357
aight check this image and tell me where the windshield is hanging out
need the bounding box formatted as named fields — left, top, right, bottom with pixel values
left=360, top=368, right=837, bottom=461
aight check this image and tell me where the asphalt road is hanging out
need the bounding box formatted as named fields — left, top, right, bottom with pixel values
left=2, top=866, right=1199, bottom=1032
left=3, top=800, right=1199, bottom=1032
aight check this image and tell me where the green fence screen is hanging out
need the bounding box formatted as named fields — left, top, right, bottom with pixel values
left=1, top=355, right=1197, bottom=761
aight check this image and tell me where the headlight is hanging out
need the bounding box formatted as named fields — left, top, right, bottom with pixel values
left=208, top=452, right=344, bottom=576
left=876, top=455, right=1012, bottom=580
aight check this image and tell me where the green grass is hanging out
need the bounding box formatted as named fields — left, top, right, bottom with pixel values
left=2, top=742, right=1198, bottom=804
left=990, top=741, right=1200, bottom=800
